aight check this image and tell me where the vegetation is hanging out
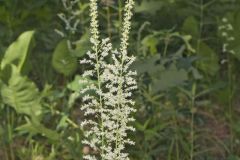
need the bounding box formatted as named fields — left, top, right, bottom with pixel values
left=0, top=0, right=240, bottom=159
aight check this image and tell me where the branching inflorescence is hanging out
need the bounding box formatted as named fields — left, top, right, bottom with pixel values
left=79, top=0, right=136, bottom=159
left=56, top=0, right=81, bottom=49
left=219, top=17, right=235, bottom=55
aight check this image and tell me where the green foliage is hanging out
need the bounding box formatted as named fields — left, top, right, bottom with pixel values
left=0, top=0, right=240, bottom=159
left=133, top=56, right=189, bottom=93
left=135, top=0, right=164, bottom=15
left=16, top=117, right=59, bottom=141
left=0, top=31, right=59, bottom=142
left=182, top=16, right=219, bottom=76
left=1, top=65, right=42, bottom=118
left=141, top=35, right=159, bottom=55
left=1, top=31, right=35, bottom=71
left=67, top=75, right=94, bottom=92
left=52, top=40, right=78, bottom=76
left=152, top=64, right=188, bottom=92
left=71, top=32, right=91, bottom=57
left=195, top=42, right=220, bottom=76
left=182, top=16, right=199, bottom=38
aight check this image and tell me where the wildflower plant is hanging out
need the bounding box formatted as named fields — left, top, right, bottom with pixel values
left=219, top=17, right=236, bottom=55
left=55, top=0, right=81, bottom=49
left=79, top=0, right=137, bottom=160
left=219, top=16, right=238, bottom=153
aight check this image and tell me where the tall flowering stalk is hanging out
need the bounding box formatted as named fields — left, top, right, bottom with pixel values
left=80, top=0, right=136, bottom=159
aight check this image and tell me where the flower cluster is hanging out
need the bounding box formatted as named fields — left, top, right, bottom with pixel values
left=79, top=0, right=136, bottom=159
left=219, top=17, right=236, bottom=55
left=57, top=0, right=80, bottom=35
left=55, top=0, right=81, bottom=49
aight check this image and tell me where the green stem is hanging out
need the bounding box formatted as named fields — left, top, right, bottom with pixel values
left=189, top=2, right=203, bottom=158
left=175, top=115, right=180, bottom=160
left=114, top=0, right=131, bottom=156
left=228, top=54, right=234, bottom=153
left=114, top=52, right=126, bottom=157
left=118, top=0, right=122, bottom=34
left=95, top=48, right=105, bottom=160
left=107, top=6, right=111, bottom=38
left=190, top=83, right=196, bottom=160
left=173, top=109, right=180, bottom=160
left=197, top=0, right=204, bottom=54
left=190, top=102, right=194, bottom=160
left=7, top=108, right=14, bottom=160
left=3, top=145, right=9, bottom=160
left=137, top=22, right=150, bottom=55
left=66, top=118, right=79, bottom=129
left=163, top=36, right=170, bottom=57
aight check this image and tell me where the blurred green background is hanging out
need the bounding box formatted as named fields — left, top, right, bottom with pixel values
left=1, top=0, right=240, bottom=159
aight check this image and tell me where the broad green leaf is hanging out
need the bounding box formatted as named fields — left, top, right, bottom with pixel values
left=52, top=40, right=78, bottom=76
left=16, top=117, right=59, bottom=141
left=152, top=64, right=188, bottom=93
left=71, top=32, right=91, bottom=57
left=182, top=17, right=219, bottom=75
left=141, top=35, right=159, bottom=55
left=182, top=16, right=199, bottom=38
left=131, top=55, right=159, bottom=74
left=135, top=0, right=163, bottom=15
left=1, top=31, right=35, bottom=71
left=196, top=42, right=219, bottom=76
left=1, top=65, right=42, bottom=118
left=67, top=75, right=95, bottom=92
left=1, top=65, right=59, bottom=140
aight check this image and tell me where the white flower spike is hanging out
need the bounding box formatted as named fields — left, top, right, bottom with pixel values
left=80, top=0, right=137, bottom=160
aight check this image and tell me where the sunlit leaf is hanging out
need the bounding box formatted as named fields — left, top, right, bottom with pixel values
left=67, top=75, right=95, bottom=92
left=1, top=31, right=35, bottom=72
left=1, top=65, right=42, bottom=118
left=141, top=35, right=159, bottom=55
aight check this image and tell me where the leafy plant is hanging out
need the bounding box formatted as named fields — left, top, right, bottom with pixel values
left=0, top=31, right=58, bottom=141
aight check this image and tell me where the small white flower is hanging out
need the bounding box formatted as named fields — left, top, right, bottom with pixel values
left=227, top=24, right=234, bottom=30
left=79, top=0, right=136, bottom=159
left=230, top=50, right=236, bottom=54
left=223, top=43, right=229, bottom=52
left=222, top=32, right=228, bottom=37
left=220, top=59, right=228, bottom=64
left=222, top=17, right=228, bottom=23
left=218, top=25, right=225, bottom=30
left=228, top=37, right=235, bottom=41
left=220, top=18, right=236, bottom=55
